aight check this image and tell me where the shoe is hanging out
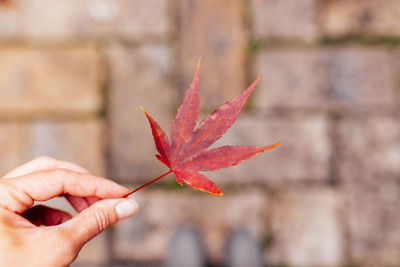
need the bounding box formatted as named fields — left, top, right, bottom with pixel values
left=224, top=229, right=263, bottom=267
left=165, top=225, right=207, bottom=267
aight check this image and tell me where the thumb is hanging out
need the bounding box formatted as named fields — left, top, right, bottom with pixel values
left=61, top=198, right=138, bottom=247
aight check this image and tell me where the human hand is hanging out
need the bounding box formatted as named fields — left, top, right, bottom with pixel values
left=0, top=157, right=138, bottom=267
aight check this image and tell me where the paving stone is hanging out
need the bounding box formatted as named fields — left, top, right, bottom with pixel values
left=180, top=0, right=246, bottom=110
left=111, top=0, right=171, bottom=41
left=254, top=49, right=329, bottom=111
left=326, top=47, right=399, bottom=112
left=344, top=179, right=400, bottom=266
left=0, top=0, right=171, bottom=41
left=267, top=187, right=344, bottom=266
left=112, top=190, right=267, bottom=263
left=0, top=46, right=103, bottom=117
left=108, top=44, right=177, bottom=182
left=0, top=123, right=28, bottom=177
left=28, top=120, right=106, bottom=176
left=254, top=47, right=399, bottom=113
left=338, top=116, right=400, bottom=183
left=321, top=0, right=400, bottom=37
left=251, top=0, right=318, bottom=40
left=21, top=0, right=97, bottom=39
left=338, top=116, right=400, bottom=265
left=208, top=114, right=331, bottom=186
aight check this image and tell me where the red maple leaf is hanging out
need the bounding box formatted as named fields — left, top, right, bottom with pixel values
left=126, top=60, right=280, bottom=196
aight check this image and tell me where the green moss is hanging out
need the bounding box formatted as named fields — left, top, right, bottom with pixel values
left=142, top=177, right=182, bottom=191
left=260, top=233, right=274, bottom=249
left=98, top=81, right=108, bottom=118
left=321, top=35, right=400, bottom=47
left=248, top=37, right=261, bottom=53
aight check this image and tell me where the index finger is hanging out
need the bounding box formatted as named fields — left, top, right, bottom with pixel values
left=0, top=169, right=129, bottom=213
left=3, top=156, right=90, bottom=179
left=2, top=156, right=98, bottom=212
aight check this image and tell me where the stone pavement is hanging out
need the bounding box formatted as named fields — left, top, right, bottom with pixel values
left=1, top=0, right=400, bottom=266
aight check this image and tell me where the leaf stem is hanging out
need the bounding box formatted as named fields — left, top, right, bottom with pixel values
left=125, top=169, right=173, bottom=197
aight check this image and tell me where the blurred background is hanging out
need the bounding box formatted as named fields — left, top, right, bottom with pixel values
left=0, top=0, right=400, bottom=266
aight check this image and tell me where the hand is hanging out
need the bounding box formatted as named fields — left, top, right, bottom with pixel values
left=0, top=157, right=138, bottom=267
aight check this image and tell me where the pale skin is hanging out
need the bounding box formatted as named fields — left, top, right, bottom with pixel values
left=0, top=156, right=139, bottom=267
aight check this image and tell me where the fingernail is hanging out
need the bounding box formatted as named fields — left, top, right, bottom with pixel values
left=115, top=199, right=139, bottom=220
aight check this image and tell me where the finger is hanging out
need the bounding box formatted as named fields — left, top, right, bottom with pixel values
left=65, top=195, right=101, bottom=212
left=23, top=205, right=72, bottom=226
left=3, top=156, right=90, bottom=179
left=1, top=156, right=96, bottom=214
left=0, top=169, right=129, bottom=213
left=60, top=198, right=138, bottom=248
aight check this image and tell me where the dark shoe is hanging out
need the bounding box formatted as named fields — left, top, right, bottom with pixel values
left=224, top=229, right=263, bottom=267
left=165, top=225, right=207, bottom=267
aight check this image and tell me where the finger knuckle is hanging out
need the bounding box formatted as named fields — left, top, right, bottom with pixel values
left=94, top=209, right=110, bottom=234
left=0, top=180, right=32, bottom=212
left=48, top=168, right=78, bottom=183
